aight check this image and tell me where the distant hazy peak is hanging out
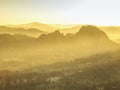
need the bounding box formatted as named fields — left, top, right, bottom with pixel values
left=75, top=25, right=109, bottom=40
left=27, top=22, right=47, bottom=26
left=30, top=22, right=41, bottom=24
left=80, top=25, right=103, bottom=32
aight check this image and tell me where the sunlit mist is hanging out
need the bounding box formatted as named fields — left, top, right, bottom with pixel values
left=0, top=0, right=120, bottom=90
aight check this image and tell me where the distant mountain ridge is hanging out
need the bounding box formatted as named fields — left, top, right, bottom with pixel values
left=5, top=22, right=120, bottom=41
left=0, top=26, right=44, bottom=37
left=61, top=25, right=120, bottom=40
left=6, top=22, right=75, bottom=32
left=38, top=25, right=119, bottom=52
left=0, top=23, right=120, bottom=51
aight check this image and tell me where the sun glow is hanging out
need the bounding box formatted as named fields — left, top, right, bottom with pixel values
left=0, top=0, right=120, bottom=25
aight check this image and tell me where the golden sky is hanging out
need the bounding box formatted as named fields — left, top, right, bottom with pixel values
left=0, top=0, right=120, bottom=25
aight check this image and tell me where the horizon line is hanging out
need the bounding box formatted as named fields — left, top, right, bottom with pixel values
left=1, top=22, right=120, bottom=26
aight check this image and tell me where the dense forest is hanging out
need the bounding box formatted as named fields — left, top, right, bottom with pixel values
left=0, top=51, right=120, bottom=90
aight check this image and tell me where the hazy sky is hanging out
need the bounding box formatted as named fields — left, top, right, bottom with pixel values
left=0, top=0, right=120, bottom=25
